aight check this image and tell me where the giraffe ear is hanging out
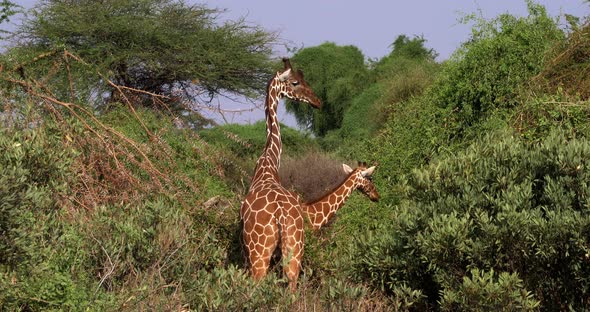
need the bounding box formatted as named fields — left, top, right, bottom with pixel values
left=278, top=68, right=291, bottom=82
left=342, top=164, right=353, bottom=174
left=297, top=69, right=304, bottom=78
left=361, top=166, right=376, bottom=177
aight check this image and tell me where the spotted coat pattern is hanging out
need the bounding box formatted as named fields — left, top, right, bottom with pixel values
left=302, top=162, right=379, bottom=231
left=240, top=58, right=320, bottom=291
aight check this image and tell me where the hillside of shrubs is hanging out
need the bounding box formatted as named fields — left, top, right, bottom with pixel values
left=1, top=1, right=590, bottom=310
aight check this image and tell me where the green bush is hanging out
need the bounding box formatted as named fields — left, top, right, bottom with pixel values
left=429, top=1, right=564, bottom=131
left=200, top=120, right=316, bottom=159
left=352, top=130, right=590, bottom=310
left=512, top=94, right=590, bottom=142
left=0, top=124, right=101, bottom=310
left=530, top=22, right=590, bottom=100
left=288, top=42, right=369, bottom=136
left=368, top=96, right=443, bottom=179
left=320, top=83, right=384, bottom=153
left=184, top=265, right=292, bottom=310
left=440, top=269, right=539, bottom=311
left=0, top=106, right=247, bottom=310
left=324, top=35, right=439, bottom=158
left=371, top=34, right=437, bottom=84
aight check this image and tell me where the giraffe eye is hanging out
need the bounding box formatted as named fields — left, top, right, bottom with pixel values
left=291, top=81, right=299, bottom=86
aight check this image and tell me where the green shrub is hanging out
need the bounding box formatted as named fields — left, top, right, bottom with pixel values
left=288, top=42, right=369, bottom=136
left=348, top=96, right=446, bottom=204
left=324, top=37, right=439, bottom=158
left=184, top=265, right=291, bottom=310
left=513, top=94, right=590, bottom=142
left=376, top=58, right=438, bottom=119
left=430, top=1, right=564, bottom=132
left=321, top=76, right=419, bottom=156
left=200, top=120, right=316, bottom=157
left=531, top=22, right=590, bottom=100
left=0, top=106, right=247, bottom=310
left=0, top=124, right=103, bottom=310
left=440, top=269, right=539, bottom=311
left=352, top=130, right=590, bottom=310
left=332, top=83, right=384, bottom=147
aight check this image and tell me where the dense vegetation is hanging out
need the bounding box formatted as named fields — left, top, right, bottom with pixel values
left=1, top=0, right=590, bottom=310
left=12, top=0, right=277, bottom=126
left=286, top=42, right=370, bottom=136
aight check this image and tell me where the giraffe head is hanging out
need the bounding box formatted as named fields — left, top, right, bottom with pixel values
left=277, top=58, right=321, bottom=108
left=342, top=161, right=379, bottom=202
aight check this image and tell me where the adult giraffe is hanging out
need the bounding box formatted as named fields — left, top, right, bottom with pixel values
left=240, top=58, right=320, bottom=291
left=302, top=162, right=379, bottom=231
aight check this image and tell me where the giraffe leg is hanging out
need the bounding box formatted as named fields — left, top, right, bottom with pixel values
left=280, top=218, right=305, bottom=292
left=250, top=247, right=272, bottom=281
left=242, top=214, right=279, bottom=282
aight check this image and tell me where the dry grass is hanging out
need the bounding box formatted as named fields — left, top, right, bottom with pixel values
left=531, top=22, right=590, bottom=99
left=280, top=151, right=349, bottom=202
left=0, top=49, right=229, bottom=213
left=0, top=49, right=396, bottom=310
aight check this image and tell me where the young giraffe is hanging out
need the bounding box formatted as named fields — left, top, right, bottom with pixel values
left=240, top=58, right=320, bottom=291
left=302, top=162, right=379, bottom=231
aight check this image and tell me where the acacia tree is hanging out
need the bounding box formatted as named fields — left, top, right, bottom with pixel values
left=15, top=0, right=277, bottom=120
left=287, top=42, right=368, bottom=136
left=0, top=0, right=18, bottom=24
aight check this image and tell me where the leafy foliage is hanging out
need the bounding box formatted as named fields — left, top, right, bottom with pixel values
left=372, top=35, right=438, bottom=79
left=531, top=22, right=590, bottom=100
left=321, top=83, right=384, bottom=153
left=512, top=94, right=590, bottom=142
left=0, top=122, right=98, bottom=310
left=16, top=0, right=276, bottom=110
left=2, top=2, right=590, bottom=311
left=440, top=269, right=540, bottom=311
left=351, top=131, right=590, bottom=310
left=0, top=0, right=18, bottom=25
left=287, top=42, right=369, bottom=136
left=199, top=121, right=318, bottom=193
left=323, top=34, right=439, bottom=167
left=430, top=1, right=564, bottom=133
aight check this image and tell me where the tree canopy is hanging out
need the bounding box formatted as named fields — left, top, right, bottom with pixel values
left=0, top=0, right=18, bottom=24
left=287, top=42, right=369, bottom=136
left=371, top=34, right=438, bottom=78
left=387, top=34, right=438, bottom=61
left=16, top=0, right=277, bottom=113
left=287, top=37, right=437, bottom=137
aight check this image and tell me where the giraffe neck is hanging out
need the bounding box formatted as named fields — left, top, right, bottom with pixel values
left=251, top=74, right=283, bottom=185
left=302, top=173, right=359, bottom=230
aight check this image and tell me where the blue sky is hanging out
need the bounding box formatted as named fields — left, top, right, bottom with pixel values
left=211, top=0, right=589, bottom=61
left=210, top=0, right=589, bottom=126
left=5, top=1, right=589, bottom=126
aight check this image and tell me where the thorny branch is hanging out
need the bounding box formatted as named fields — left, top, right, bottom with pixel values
left=0, top=49, right=252, bottom=212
